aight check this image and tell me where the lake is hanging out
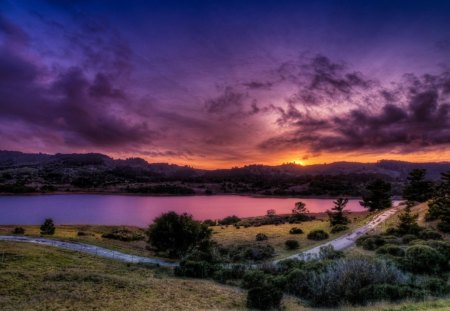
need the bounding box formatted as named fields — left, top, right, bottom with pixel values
left=0, top=194, right=367, bottom=226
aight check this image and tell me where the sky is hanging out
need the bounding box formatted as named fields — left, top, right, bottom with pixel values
left=1, top=0, right=450, bottom=169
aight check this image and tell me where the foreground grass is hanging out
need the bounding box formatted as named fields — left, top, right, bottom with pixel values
left=0, top=241, right=245, bottom=311
left=1, top=241, right=449, bottom=310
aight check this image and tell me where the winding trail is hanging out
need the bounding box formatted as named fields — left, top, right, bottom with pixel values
left=278, top=203, right=403, bottom=262
left=0, top=235, right=178, bottom=267
left=0, top=204, right=402, bottom=266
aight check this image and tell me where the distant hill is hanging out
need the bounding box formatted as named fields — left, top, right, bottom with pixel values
left=0, top=150, right=449, bottom=196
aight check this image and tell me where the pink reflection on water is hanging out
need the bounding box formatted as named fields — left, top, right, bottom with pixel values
left=0, top=195, right=368, bottom=227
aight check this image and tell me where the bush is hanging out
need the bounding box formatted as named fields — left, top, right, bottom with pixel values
left=246, top=285, right=283, bottom=310
left=356, top=234, right=386, bottom=250
left=285, top=240, right=299, bottom=250
left=305, top=258, right=407, bottom=307
left=284, top=268, right=311, bottom=297
left=212, top=265, right=247, bottom=284
left=102, top=228, right=145, bottom=241
left=402, top=234, right=418, bottom=244
left=174, top=261, right=217, bottom=278
left=375, top=244, right=405, bottom=257
left=40, top=218, right=55, bottom=235
left=289, top=227, right=303, bottom=234
left=418, top=229, right=442, bottom=240
left=255, top=233, right=268, bottom=241
left=404, top=245, right=445, bottom=273
left=307, top=229, right=329, bottom=241
left=147, top=212, right=211, bottom=258
left=359, top=284, right=425, bottom=303
left=218, top=215, right=241, bottom=225
left=319, top=245, right=344, bottom=260
left=202, top=219, right=216, bottom=226
left=420, top=277, right=450, bottom=296
left=242, top=270, right=270, bottom=289
left=223, top=244, right=275, bottom=262
left=12, top=227, right=25, bottom=234
left=330, top=224, right=348, bottom=233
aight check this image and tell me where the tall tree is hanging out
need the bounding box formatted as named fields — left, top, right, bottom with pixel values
left=360, top=179, right=392, bottom=211
left=327, top=198, right=350, bottom=226
left=427, top=171, right=450, bottom=232
left=397, top=202, right=421, bottom=234
left=402, top=169, right=433, bottom=202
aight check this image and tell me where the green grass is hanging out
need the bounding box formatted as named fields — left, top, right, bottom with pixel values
left=1, top=237, right=449, bottom=310
left=0, top=241, right=245, bottom=311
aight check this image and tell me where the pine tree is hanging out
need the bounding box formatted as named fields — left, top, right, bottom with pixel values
left=327, top=198, right=350, bottom=226
left=397, top=202, right=420, bottom=235
left=402, top=169, right=433, bottom=202
left=360, top=179, right=392, bottom=211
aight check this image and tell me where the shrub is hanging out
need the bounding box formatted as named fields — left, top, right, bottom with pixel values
left=218, top=215, right=241, bottom=226
left=356, top=234, right=386, bottom=250
left=212, top=265, right=247, bottom=284
left=102, top=228, right=145, bottom=241
left=319, top=245, right=344, bottom=260
left=40, top=218, right=55, bottom=235
left=285, top=240, right=299, bottom=250
left=305, top=258, right=407, bottom=307
left=402, top=234, right=418, bottom=244
left=359, top=284, right=425, bottom=303
left=289, top=227, right=303, bottom=234
left=223, top=244, right=275, bottom=262
left=246, top=285, right=283, bottom=310
left=375, top=244, right=405, bottom=257
left=12, top=227, right=25, bottom=234
left=330, top=224, right=349, bottom=233
left=307, top=229, right=329, bottom=241
left=202, top=219, right=216, bottom=226
left=147, top=212, right=211, bottom=258
left=419, top=229, right=443, bottom=240
left=404, top=245, right=445, bottom=273
left=420, top=277, right=450, bottom=296
left=242, top=270, right=270, bottom=289
left=174, top=261, right=217, bottom=278
left=284, top=268, right=311, bottom=297
left=437, top=220, right=450, bottom=233
left=255, top=233, right=268, bottom=241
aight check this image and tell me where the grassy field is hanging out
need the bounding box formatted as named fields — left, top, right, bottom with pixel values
left=0, top=211, right=374, bottom=261
left=0, top=241, right=245, bottom=311
left=1, top=241, right=449, bottom=311
left=212, top=212, right=374, bottom=259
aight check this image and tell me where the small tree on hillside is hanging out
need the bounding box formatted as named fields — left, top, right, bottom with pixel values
left=360, top=179, right=392, bottom=212
left=402, top=169, right=434, bottom=202
left=266, top=209, right=276, bottom=217
left=147, top=212, right=211, bottom=258
left=397, top=202, right=421, bottom=235
left=327, top=198, right=350, bottom=226
left=426, top=171, right=450, bottom=232
left=40, top=218, right=55, bottom=235
left=291, top=201, right=310, bottom=222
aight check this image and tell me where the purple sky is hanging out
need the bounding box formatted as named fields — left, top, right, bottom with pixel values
left=1, top=0, right=450, bottom=168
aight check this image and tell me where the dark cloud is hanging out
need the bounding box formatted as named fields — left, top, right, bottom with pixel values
left=260, top=72, right=450, bottom=154
left=0, top=14, right=155, bottom=148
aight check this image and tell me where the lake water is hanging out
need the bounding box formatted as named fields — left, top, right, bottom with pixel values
left=0, top=194, right=367, bottom=227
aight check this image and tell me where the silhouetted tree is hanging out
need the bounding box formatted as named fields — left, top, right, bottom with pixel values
left=40, top=218, right=55, bottom=235
left=266, top=209, right=276, bottom=217
left=360, top=179, right=392, bottom=211
left=427, top=171, right=450, bottom=232
left=147, top=212, right=211, bottom=258
left=402, top=169, right=433, bottom=202
left=397, top=202, right=421, bottom=235
left=291, top=201, right=311, bottom=222
left=327, top=198, right=350, bottom=226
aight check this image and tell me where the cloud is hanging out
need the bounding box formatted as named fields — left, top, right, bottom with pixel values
left=259, top=71, right=450, bottom=154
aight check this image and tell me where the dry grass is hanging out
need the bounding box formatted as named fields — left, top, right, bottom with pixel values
left=212, top=212, right=374, bottom=259
left=0, top=241, right=246, bottom=311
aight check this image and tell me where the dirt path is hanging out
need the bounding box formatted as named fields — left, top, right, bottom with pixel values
left=0, top=235, right=178, bottom=267
left=278, top=204, right=403, bottom=262
left=0, top=205, right=402, bottom=266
